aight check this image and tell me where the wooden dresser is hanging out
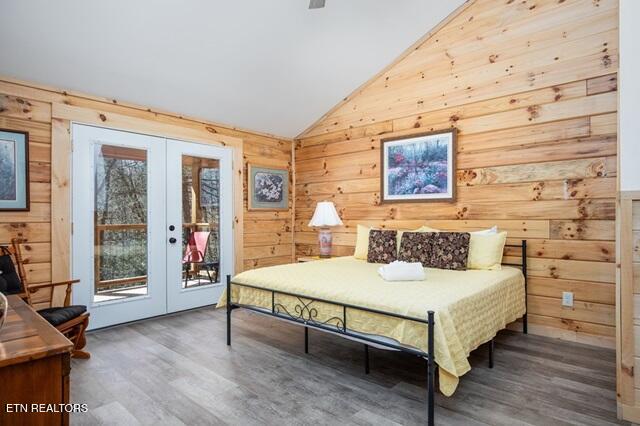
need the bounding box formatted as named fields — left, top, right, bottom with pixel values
left=0, top=295, right=73, bottom=426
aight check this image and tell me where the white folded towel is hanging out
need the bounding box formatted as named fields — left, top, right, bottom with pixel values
left=378, top=261, right=425, bottom=281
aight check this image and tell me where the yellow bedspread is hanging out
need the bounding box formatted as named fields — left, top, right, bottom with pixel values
left=218, top=256, right=525, bottom=396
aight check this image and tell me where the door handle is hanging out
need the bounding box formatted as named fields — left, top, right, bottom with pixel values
left=169, top=237, right=177, bottom=244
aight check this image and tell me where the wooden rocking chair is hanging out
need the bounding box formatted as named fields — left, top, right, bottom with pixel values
left=1, top=239, right=90, bottom=359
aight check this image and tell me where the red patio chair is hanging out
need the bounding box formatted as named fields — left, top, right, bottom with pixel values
left=182, top=231, right=218, bottom=285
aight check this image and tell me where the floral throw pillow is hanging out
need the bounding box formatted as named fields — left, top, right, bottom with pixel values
left=367, top=230, right=397, bottom=264
left=399, top=232, right=470, bottom=270
left=398, top=232, right=431, bottom=265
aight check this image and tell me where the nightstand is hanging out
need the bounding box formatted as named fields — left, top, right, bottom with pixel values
left=297, top=256, right=332, bottom=263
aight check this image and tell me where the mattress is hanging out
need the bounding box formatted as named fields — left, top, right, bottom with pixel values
left=218, top=256, right=525, bottom=396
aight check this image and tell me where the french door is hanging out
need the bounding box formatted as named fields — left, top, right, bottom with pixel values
left=165, top=139, right=232, bottom=313
left=72, top=124, right=233, bottom=329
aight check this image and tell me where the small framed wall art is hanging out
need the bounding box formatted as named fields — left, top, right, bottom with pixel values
left=247, top=164, right=289, bottom=211
left=0, top=129, right=30, bottom=211
left=380, top=128, right=456, bottom=203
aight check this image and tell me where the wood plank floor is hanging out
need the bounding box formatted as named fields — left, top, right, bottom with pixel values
left=70, top=307, right=627, bottom=425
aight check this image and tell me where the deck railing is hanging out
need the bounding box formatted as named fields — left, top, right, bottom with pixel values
left=94, top=222, right=218, bottom=291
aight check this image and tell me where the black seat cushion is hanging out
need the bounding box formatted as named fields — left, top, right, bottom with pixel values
left=0, top=253, right=23, bottom=295
left=38, top=305, right=87, bottom=327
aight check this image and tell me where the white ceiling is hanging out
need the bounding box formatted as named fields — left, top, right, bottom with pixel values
left=0, top=1, right=463, bottom=138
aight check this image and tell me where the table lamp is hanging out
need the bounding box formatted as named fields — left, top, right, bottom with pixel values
left=308, top=201, right=343, bottom=258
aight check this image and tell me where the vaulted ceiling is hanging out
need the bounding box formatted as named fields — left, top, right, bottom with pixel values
left=0, top=0, right=464, bottom=137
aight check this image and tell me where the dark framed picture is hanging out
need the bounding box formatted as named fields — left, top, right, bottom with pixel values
left=247, top=164, right=289, bottom=211
left=0, top=129, right=30, bottom=211
left=380, top=128, right=456, bottom=203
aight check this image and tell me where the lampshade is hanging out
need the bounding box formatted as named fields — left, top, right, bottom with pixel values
left=308, top=201, right=343, bottom=227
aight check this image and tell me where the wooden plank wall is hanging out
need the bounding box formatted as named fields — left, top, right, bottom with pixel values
left=0, top=79, right=294, bottom=304
left=630, top=198, right=640, bottom=405
left=243, top=138, right=294, bottom=270
left=296, top=0, right=618, bottom=347
left=617, top=192, right=640, bottom=421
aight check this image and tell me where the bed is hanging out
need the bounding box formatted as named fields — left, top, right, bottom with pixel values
left=220, top=240, right=528, bottom=426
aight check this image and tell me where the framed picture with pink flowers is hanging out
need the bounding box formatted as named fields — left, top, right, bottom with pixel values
left=380, top=128, right=456, bottom=203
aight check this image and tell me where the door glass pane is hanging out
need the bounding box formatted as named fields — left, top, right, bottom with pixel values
left=181, top=155, right=220, bottom=288
left=94, top=145, right=148, bottom=302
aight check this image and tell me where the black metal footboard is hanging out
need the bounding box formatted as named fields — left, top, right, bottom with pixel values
left=225, top=239, right=528, bottom=426
left=225, top=277, right=437, bottom=425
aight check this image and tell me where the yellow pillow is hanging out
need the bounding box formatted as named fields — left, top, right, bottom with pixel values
left=354, top=225, right=371, bottom=259
left=467, top=231, right=507, bottom=270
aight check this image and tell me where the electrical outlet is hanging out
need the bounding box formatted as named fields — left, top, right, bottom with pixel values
left=562, top=291, right=574, bottom=307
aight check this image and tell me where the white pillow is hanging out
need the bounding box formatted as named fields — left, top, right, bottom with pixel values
left=471, top=226, right=498, bottom=235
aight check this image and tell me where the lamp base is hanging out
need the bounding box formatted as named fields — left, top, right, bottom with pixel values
left=318, top=228, right=332, bottom=258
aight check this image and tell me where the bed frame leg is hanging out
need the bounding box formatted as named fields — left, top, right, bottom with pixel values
left=304, top=326, right=309, bottom=354
left=488, top=339, right=494, bottom=369
left=364, top=344, right=370, bottom=374
left=427, top=310, right=435, bottom=426
left=226, top=275, right=232, bottom=346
